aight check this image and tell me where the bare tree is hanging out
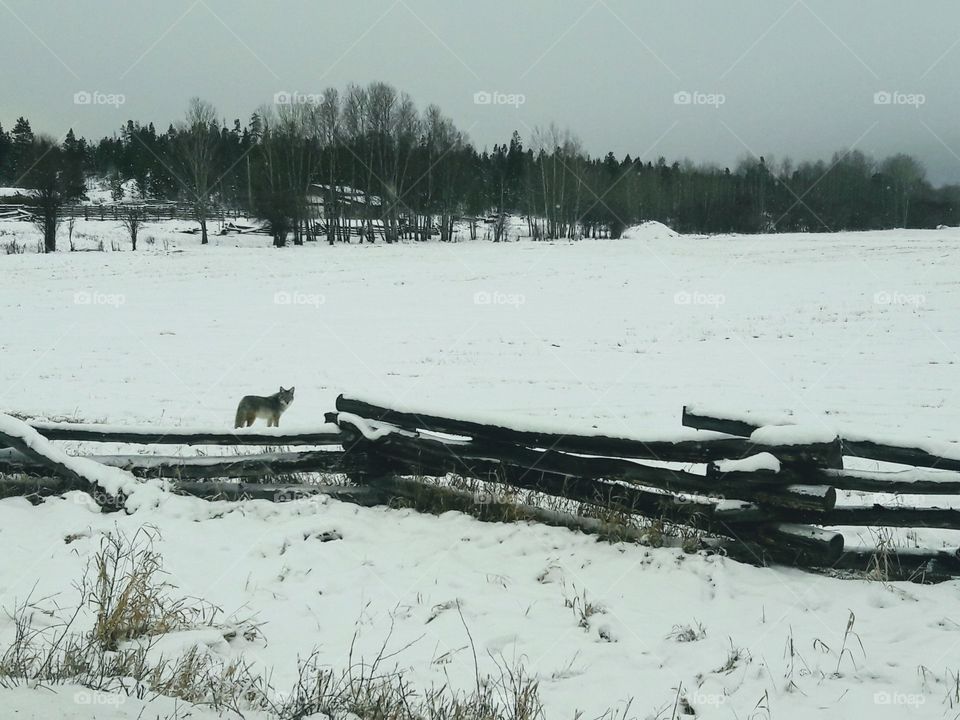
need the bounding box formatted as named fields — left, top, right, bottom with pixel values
left=175, top=98, right=220, bottom=244
left=315, top=88, right=342, bottom=244
left=120, top=205, right=145, bottom=251
left=250, top=107, right=297, bottom=248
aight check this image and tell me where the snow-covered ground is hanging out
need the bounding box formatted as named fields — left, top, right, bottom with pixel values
left=1, top=218, right=959, bottom=718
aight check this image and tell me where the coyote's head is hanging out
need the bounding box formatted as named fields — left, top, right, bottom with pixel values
left=278, top=386, right=295, bottom=407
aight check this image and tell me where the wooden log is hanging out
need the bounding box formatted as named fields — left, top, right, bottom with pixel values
left=0, top=423, right=102, bottom=488
left=0, top=414, right=141, bottom=510
left=0, top=474, right=84, bottom=501
left=832, top=546, right=960, bottom=582
left=0, top=448, right=364, bottom=481
left=684, top=407, right=843, bottom=468
left=336, top=396, right=837, bottom=465
left=20, top=422, right=346, bottom=447
left=841, top=439, right=960, bottom=473
left=366, top=474, right=678, bottom=544
left=172, top=481, right=383, bottom=505
left=824, top=467, right=960, bottom=494
left=683, top=406, right=960, bottom=474
left=715, top=460, right=960, bottom=496
left=682, top=405, right=759, bottom=437
left=0, top=473, right=383, bottom=506
left=793, top=505, right=960, bottom=530
left=758, top=523, right=844, bottom=564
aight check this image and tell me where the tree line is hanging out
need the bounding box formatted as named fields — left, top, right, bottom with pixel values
left=1, top=81, right=958, bottom=252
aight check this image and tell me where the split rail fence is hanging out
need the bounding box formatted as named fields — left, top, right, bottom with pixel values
left=2, top=396, right=959, bottom=583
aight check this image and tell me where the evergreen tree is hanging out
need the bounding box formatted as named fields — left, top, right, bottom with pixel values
left=10, top=117, right=35, bottom=183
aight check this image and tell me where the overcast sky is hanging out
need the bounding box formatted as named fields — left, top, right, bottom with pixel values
left=3, top=0, right=960, bottom=184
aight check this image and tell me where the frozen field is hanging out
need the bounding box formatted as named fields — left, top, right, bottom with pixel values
left=1, top=220, right=959, bottom=718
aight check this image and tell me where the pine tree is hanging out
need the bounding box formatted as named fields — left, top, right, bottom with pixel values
left=61, top=129, right=88, bottom=200
left=10, top=117, right=35, bottom=184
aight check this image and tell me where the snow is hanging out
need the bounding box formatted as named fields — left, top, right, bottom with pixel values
left=0, top=189, right=30, bottom=199
left=2, top=494, right=958, bottom=719
left=750, top=424, right=839, bottom=446
left=620, top=221, right=680, bottom=240
left=713, top=452, right=781, bottom=473
left=2, top=221, right=960, bottom=717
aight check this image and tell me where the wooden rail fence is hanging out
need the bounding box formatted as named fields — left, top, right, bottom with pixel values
left=2, top=397, right=959, bottom=583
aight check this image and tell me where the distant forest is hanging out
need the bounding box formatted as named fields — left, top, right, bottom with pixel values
left=1, top=80, right=958, bottom=251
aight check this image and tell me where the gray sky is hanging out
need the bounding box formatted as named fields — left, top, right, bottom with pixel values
left=3, top=0, right=960, bottom=184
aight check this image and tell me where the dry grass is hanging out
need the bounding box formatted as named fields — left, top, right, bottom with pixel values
left=84, top=527, right=220, bottom=651
left=667, top=620, right=706, bottom=643
left=0, top=528, right=558, bottom=719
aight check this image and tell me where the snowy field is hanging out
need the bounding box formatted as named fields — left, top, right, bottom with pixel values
left=1, top=219, right=960, bottom=718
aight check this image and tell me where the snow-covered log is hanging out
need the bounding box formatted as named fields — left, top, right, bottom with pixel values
left=683, top=405, right=960, bottom=473
left=0, top=447, right=368, bottom=481
left=18, top=421, right=346, bottom=447
left=0, top=412, right=152, bottom=509
left=335, top=396, right=841, bottom=466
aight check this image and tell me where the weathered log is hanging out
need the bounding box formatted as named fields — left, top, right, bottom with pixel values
left=0, top=448, right=365, bottom=481
left=823, top=467, right=960, bottom=494
left=757, top=523, right=844, bottom=564
left=0, top=473, right=382, bottom=507
left=172, top=481, right=383, bottom=505
left=0, top=474, right=84, bottom=501
left=841, top=439, right=960, bottom=473
left=792, top=505, right=960, bottom=530
left=681, top=405, right=760, bottom=437
left=832, top=546, right=960, bottom=582
left=683, top=406, right=960, bottom=474
left=19, top=422, right=347, bottom=447
left=714, top=460, right=960, bottom=496
left=365, top=474, right=649, bottom=540
left=336, top=396, right=838, bottom=466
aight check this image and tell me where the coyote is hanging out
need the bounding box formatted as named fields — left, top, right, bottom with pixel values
left=234, top=387, right=295, bottom=428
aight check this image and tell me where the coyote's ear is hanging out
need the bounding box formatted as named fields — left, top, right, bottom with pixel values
left=279, top=386, right=285, bottom=392
left=290, top=386, right=295, bottom=393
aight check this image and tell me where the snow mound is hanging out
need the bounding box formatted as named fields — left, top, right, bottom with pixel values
left=620, top=221, right=679, bottom=240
